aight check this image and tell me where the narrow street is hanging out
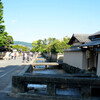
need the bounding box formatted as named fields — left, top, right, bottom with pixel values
left=0, top=57, right=32, bottom=100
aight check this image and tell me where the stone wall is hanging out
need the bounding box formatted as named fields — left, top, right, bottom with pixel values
left=62, top=63, right=83, bottom=74
left=50, top=53, right=57, bottom=62
left=57, top=53, right=63, bottom=63
left=0, top=52, right=6, bottom=59
left=12, top=73, right=99, bottom=99
left=42, top=53, right=63, bottom=63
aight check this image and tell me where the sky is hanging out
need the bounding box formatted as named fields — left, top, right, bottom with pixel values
left=2, top=0, right=100, bottom=43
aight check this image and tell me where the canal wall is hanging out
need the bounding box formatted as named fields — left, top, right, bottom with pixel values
left=42, top=53, right=63, bottom=63
left=12, top=73, right=99, bottom=100
left=42, top=53, right=84, bottom=73
left=10, top=52, right=99, bottom=100
left=62, top=63, right=83, bottom=74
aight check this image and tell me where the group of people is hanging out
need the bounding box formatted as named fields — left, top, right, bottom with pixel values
left=22, top=52, right=33, bottom=63
left=9, top=52, right=17, bottom=60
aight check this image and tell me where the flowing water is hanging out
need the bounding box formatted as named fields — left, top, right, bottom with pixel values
left=27, top=56, right=81, bottom=96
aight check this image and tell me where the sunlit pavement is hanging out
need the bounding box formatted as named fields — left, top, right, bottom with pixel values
left=0, top=56, right=34, bottom=100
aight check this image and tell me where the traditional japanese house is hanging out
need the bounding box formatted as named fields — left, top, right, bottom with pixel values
left=63, top=34, right=91, bottom=70
left=81, top=31, right=100, bottom=76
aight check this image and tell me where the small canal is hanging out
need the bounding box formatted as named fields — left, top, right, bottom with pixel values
left=27, top=56, right=81, bottom=97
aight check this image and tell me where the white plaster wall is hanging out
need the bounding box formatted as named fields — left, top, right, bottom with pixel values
left=63, top=51, right=83, bottom=69
left=57, top=53, right=64, bottom=63
left=51, top=53, right=64, bottom=62
left=97, top=53, right=100, bottom=76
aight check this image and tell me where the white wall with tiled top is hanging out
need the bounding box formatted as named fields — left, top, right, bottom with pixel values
left=97, top=52, right=100, bottom=76
left=63, top=51, right=83, bottom=69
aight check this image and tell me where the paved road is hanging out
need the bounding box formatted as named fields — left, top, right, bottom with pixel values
left=0, top=57, right=33, bottom=100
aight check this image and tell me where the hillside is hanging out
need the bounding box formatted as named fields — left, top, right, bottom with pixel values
left=14, top=41, right=32, bottom=48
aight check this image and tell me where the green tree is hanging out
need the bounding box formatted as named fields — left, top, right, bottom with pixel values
left=0, top=32, right=8, bottom=47
left=43, top=38, right=47, bottom=45
left=0, top=0, right=5, bottom=34
left=46, top=37, right=70, bottom=53
left=12, top=45, right=29, bottom=52
left=0, top=0, right=14, bottom=48
left=32, top=40, right=38, bottom=52
left=48, top=37, right=56, bottom=44
left=5, top=35, right=14, bottom=48
left=31, top=37, right=70, bottom=53
left=32, top=41, right=37, bottom=47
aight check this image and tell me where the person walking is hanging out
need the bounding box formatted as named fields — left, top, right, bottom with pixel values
left=9, top=52, right=12, bottom=60
left=22, top=53, right=25, bottom=63
left=25, top=53, right=27, bottom=60
left=11, top=52, right=14, bottom=59
left=27, top=53, right=30, bottom=62
left=14, top=53, right=16, bottom=60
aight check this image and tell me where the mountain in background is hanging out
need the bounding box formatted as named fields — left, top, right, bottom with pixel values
left=14, top=41, right=32, bottom=48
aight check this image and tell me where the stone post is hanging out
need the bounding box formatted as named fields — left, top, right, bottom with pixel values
left=12, top=76, right=27, bottom=93
left=47, top=83, right=56, bottom=96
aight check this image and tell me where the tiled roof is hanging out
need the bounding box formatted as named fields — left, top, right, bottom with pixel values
left=81, top=40, right=100, bottom=47
left=63, top=48, right=82, bottom=52
left=89, top=31, right=100, bottom=40
left=91, top=31, right=100, bottom=36
left=74, top=34, right=91, bottom=42
left=68, top=34, right=91, bottom=45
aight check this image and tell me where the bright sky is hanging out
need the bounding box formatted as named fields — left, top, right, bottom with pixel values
left=2, top=0, right=100, bottom=43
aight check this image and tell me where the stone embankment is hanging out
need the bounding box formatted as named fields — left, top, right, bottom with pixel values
left=42, top=53, right=63, bottom=63
left=10, top=54, right=100, bottom=100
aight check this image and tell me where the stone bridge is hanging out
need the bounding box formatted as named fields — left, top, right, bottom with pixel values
left=32, top=62, right=59, bottom=68
left=36, top=58, right=46, bottom=61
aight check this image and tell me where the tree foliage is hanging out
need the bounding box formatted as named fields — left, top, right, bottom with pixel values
left=31, top=37, right=70, bottom=53
left=12, top=45, right=29, bottom=52
left=0, top=0, right=14, bottom=49
left=0, top=0, right=5, bottom=34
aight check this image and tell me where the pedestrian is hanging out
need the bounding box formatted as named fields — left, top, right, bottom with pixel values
left=22, top=53, right=25, bottom=63
left=14, top=53, right=16, bottom=60
left=9, top=52, right=12, bottom=60
left=27, top=53, right=29, bottom=62
left=25, top=53, right=27, bottom=60
left=11, top=52, right=14, bottom=59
